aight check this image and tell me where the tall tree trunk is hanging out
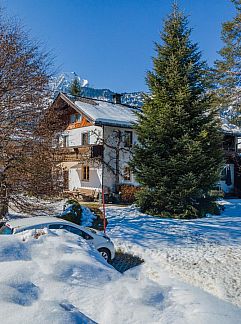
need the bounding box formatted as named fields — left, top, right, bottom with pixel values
left=0, top=173, right=8, bottom=219
left=0, top=197, right=8, bottom=219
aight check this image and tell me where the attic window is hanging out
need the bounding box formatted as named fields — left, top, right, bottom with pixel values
left=70, top=114, right=76, bottom=123
left=76, top=113, right=82, bottom=122
left=70, top=113, right=82, bottom=124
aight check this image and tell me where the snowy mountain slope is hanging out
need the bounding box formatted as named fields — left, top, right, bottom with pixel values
left=50, top=72, right=144, bottom=107
left=49, top=72, right=89, bottom=93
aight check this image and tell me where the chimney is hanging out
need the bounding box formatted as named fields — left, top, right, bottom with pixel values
left=112, top=93, right=122, bottom=104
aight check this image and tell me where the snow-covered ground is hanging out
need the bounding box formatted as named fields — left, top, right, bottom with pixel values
left=0, top=199, right=241, bottom=323
left=107, top=199, right=241, bottom=309
left=0, top=230, right=116, bottom=324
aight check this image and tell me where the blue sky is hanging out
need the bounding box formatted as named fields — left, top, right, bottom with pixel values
left=5, top=0, right=235, bottom=92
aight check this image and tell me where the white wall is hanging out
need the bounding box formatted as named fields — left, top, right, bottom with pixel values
left=61, top=126, right=103, bottom=147
left=102, top=126, right=138, bottom=191
left=68, top=164, right=102, bottom=191
left=60, top=125, right=139, bottom=192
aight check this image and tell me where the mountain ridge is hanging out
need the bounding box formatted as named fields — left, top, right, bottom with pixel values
left=50, top=72, right=144, bottom=107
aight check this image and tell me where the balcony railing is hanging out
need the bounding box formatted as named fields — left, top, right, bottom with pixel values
left=54, top=144, right=103, bottom=162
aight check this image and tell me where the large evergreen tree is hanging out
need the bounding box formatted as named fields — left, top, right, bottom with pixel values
left=131, top=5, right=224, bottom=218
left=214, top=0, right=241, bottom=124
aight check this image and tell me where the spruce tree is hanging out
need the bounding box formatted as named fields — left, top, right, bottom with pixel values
left=131, top=5, right=224, bottom=218
left=214, top=0, right=241, bottom=124
left=70, top=77, right=82, bottom=96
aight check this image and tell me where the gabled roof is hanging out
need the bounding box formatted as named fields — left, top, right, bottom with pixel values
left=53, top=92, right=139, bottom=128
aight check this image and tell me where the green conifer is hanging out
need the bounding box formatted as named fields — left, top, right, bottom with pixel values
left=214, top=0, right=241, bottom=124
left=70, top=77, right=82, bottom=97
left=131, top=5, right=224, bottom=218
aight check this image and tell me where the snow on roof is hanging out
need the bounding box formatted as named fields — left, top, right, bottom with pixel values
left=58, top=92, right=241, bottom=135
left=74, top=99, right=138, bottom=128
left=221, top=118, right=241, bottom=136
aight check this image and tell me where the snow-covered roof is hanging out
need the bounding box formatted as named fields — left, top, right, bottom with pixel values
left=55, top=92, right=241, bottom=135
left=74, top=99, right=138, bottom=128
left=221, top=118, right=241, bottom=136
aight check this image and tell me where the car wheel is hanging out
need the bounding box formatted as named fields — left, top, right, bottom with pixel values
left=98, top=248, right=111, bottom=263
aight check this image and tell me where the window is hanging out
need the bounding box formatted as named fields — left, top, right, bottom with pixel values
left=49, top=224, right=61, bottom=229
left=82, top=165, right=90, bottom=181
left=67, top=226, right=82, bottom=236
left=237, top=137, right=241, bottom=153
left=82, top=132, right=90, bottom=145
left=62, top=135, right=69, bottom=148
left=70, top=113, right=82, bottom=124
left=76, top=113, right=82, bottom=122
left=124, top=131, right=133, bottom=147
left=123, top=166, right=131, bottom=181
left=68, top=226, right=93, bottom=240
left=81, top=230, right=93, bottom=240
left=91, top=145, right=103, bottom=158
left=70, top=114, right=76, bottom=124
left=49, top=224, right=69, bottom=230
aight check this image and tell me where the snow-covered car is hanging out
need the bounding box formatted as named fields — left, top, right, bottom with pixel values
left=0, top=216, right=115, bottom=262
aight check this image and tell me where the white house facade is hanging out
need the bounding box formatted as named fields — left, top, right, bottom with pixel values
left=50, top=92, right=139, bottom=199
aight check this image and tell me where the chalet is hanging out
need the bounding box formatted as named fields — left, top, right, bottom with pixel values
left=50, top=92, right=241, bottom=200
left=50, top=92, right=139, bottom=200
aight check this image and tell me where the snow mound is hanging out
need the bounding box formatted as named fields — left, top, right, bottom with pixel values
left=81, top=206, right=97, bottom=227
left=0, top=230, right=117, bottom=324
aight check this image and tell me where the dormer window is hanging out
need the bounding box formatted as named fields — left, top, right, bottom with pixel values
left=70, top=113, right=82, bottom=124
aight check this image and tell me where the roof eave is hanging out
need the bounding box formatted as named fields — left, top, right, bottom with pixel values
left=94, top=120, right=135, bottom=129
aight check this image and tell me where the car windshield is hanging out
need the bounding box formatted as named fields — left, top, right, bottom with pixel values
left=0, top=225, right=13, bottom=235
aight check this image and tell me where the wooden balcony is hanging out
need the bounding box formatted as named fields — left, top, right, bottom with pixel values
left=54, top=144, right=103, bottom=162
